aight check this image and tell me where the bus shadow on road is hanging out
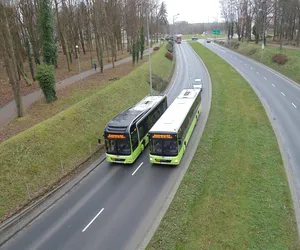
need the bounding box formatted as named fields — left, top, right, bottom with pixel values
left=150, top=163, right=178, bottom=169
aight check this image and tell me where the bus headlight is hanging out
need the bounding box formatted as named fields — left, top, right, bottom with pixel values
left=150, top=157, right=153, bottom=161
left=175, top=160, right=178, bottom=163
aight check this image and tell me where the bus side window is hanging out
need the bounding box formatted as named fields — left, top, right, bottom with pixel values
left=130, top=125, right=139, bottom=151
left=138, top=119, right=147, bottom=139
left=163, top=99, right=167, bottom=111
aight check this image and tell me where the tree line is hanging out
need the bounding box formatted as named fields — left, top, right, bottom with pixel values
left=171, top=21, right=225, bottom=35
left=220, top=0, right=300, bottom=47
left=0, top=0, right=168, bottom=117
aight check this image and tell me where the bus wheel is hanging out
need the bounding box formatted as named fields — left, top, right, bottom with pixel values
left=141, top=142, right=145, bottom=152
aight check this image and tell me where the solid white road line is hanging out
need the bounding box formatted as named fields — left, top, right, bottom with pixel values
left=132, top=162, right=143, bottom=176
left=292, top=103, right=297, bottom=108
left=264, top=77, right=267, bottom=80
left=281, top=92, right=285, bottom=96
left=82, top=208, right=104, bottom=232
left=272, top=84, right=275, bottom=87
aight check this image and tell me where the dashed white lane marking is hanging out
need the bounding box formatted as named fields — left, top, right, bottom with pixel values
left=292, top=103, right=297, bottom=108
left=264, top=77, right=267, bottom=80
left=281, top=92, right=285, bottom=96
left=272, top=84, right=275, bottom=87
left=250, top=67, right=253, bottom=70
left=256, top=72, right=259, bottom=75
left=132, top=162, right=144, bottom=176
left=82, top=208, right=104, bottom=232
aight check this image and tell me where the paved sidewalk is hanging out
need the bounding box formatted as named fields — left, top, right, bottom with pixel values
left=0, top=48, right=156, bottom=129
left=267, top=42, right=300, bottom=50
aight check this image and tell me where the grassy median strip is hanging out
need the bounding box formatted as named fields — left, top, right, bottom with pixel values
left=147, top=42, right=299, bottom=249
left=0, top=46, right=172, bottom=220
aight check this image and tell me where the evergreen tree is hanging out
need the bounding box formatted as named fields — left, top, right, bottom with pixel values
left=132, top=43, right=136, bottom=65
left=140, top=26, right=145, bottom=60
left=136, top=39, right=140, bottom=63
left=36, top=63, right=57, bottom=103
left=38, top=0, right=57, bottom=66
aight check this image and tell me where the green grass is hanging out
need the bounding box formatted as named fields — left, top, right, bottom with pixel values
left=147, top=42, right=299, bottom=250
left=0, top=46, right=172, bottom=220
left=222, top=40, right=300, bottom=83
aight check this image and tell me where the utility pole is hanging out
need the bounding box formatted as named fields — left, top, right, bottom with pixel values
left=75, top=45, right=81, bottom=73
left=173, top=13, right=180, bottom=36
left=146, top=10, right=152, bottom=95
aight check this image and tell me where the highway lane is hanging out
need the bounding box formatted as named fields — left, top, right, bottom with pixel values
left=201, top=40, right=300, bottom=231
left=2, top=41, right=211, bottom=250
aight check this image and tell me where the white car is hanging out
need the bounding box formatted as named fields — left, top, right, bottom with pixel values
left=193, top=79, right=203, bottom=91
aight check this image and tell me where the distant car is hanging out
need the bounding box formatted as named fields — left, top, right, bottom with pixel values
left=206, top=39, right=211, bottom=43
left=191, top=37, right=198, bottom=41
left=193, top=79, right=203, bottom=91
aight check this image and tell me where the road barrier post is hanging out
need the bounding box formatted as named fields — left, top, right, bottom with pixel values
left=26, top=184, right=31, bottom=200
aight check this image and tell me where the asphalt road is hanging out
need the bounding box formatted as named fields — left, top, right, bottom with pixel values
left=201, top=40, right=300, bottom=230
left=2, top=42, right=211, bottom=250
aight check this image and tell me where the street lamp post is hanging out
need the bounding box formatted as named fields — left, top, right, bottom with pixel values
left=259, top=8, right=265, bottom=61
left=146, top=10, right=152, bottom=95
left=75, top=45, right=81, bottom=73
left=173, top=13, right=180, bottom=35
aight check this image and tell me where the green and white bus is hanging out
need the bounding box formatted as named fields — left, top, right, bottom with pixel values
left=149, top=88, right=202, bottom=165
left=103, top=94, right=167, bottom=164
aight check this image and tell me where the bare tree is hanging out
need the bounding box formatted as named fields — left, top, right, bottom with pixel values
left=0, top=2, right=24, bottom=117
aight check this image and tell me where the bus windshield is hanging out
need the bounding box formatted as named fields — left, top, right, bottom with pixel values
left=149, top=138, right=178, bottom=156
left=105, top=134, right=131, bottom=155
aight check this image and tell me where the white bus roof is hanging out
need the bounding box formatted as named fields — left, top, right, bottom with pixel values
left=149, top=89, right=201, bottom=134
left=130, top=95, right=164, bottom=112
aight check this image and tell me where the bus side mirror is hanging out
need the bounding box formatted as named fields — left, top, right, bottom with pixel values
left=179, top=140, right=182, bottom=145
left=184, top=141, right=187, bottom=146
left=98, top=136, right=102, bottom=145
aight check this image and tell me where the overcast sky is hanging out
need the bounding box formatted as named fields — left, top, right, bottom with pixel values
left=163, top=0, right=222, bottom=24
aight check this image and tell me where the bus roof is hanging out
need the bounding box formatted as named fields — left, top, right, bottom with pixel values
left=149, top=89, right=201, bottom=134
left=105, top=95, right=166, bottom=130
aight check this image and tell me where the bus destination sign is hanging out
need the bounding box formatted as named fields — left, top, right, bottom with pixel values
left=152, top=134, right=174, bottom=139
left=107, top=134, right=126, bottom=139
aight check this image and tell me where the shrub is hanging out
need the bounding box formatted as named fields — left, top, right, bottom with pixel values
left=165, top=51, right=173, bottom=61
left=248, top=49, right=258, bottom=55
left=36, top=63, right=57, bottom=103
left=153, top=46, right=160, bottom=51
left=233, top=43, right=240, bottom=49
left=229, top=41, right=239, bottom=49
left=166, top=41, right=173, bottom=53
left=149, top=73, right=169, bottom=92
left=272, top=53, right=288, bottom=65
